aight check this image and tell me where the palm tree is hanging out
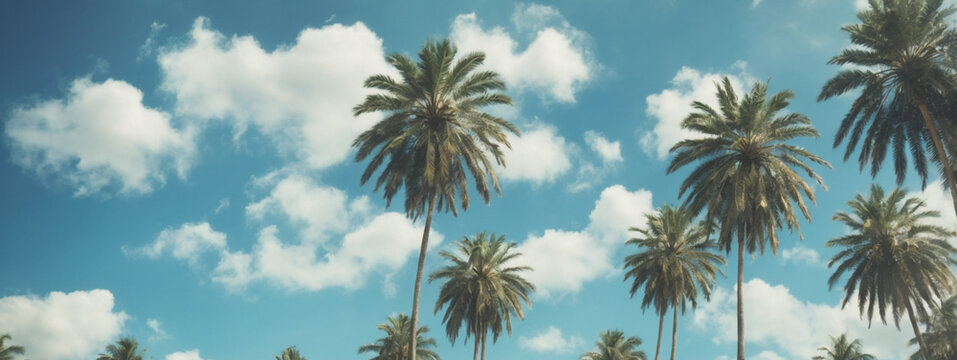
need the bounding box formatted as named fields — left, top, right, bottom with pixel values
left=358, top=313, right=440, bottom=360
left=579, top=330, right=647, bottom=360
left=0, top=334, right=24, bottom=360
left=352, top=38, right=517, bottom=360
left=818, top=0, right=957, bottom=217
left=429, top=232, right=534, bottom=360
left=812, top=334, right=875, bottom=360
left=275, top=346, right=306, bottom=360
left=667, top=78, right=830, bottom=359
left=826, top=185, right=957, bottom=359
left=908, top=295, right=957, bottom=359
left=622, top=205, right=725, bottom=360
left=96, top=338, right=147, bottom=360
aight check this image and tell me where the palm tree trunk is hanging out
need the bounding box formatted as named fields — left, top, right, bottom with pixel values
left=654, top=311, right=664, bottom=360
left=670, top=301, right=678, bottom=360
left=409, top=196, right=436, bottom=360
left=480, top=330, right=487, bottom=360
left=737, top=232, right=746, bottom=360
left=906, top=300, right=930, bottom=360
left=472, top=331, right=480, bottom=360
left=917, top=103, right=957, bottom=219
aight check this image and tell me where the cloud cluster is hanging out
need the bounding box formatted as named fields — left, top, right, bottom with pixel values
left=166, top=349, right=207, bottom=360
left=158, top=17, right=394, bottom=169
left=495, top=122, right=573, bottom=185
left=780, top=246, right=826, bottom=268
left=641, top=63, right=753, bottom=160
left=133, top=173, right=441, bottom=293
left=693, top=278, right=913, bottom=359
left=450, top=4, right=593, bottom=102
left=517, top=185, right=655, bottom=297
left=0, top=290, right=128, bottom=360
left=518, top=326, right=585, bottom=354
left=5, top=78, right=196, bottom=196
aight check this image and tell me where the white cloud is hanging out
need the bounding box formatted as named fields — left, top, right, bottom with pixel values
left=138, top=21, right=166, bottom=61
left=496, top=122, right=573, bottom=185
left=450, top=4, right=593, bottom=102
left=147, top=318, right=170, bottom=341
left=752, top=0, right=764, bottom=8
left=158, top=17, right=393, bottom=169
left=130, top=222, right=227, bottom=266
left=518, top=326, right=585, bottom=354
left=780, top=246, right=825, bottom=268
left=911, top=179, right=957, bottom=241
left=0, top=290, right=128, bottom=360
left=214, top=212, right=441, bottom=292
left=215, top=197, right=230, bottom=214
left=246, top=174, right=368, bottom=242
left=5, top=77, right=196, bottom=196
left=517, top=185, right=654, bottom=297
left=569, top=131, right=624, bottom=192
left=753, top=350, right=787, bottom=360
left=584, top=131, right=623, bottom=165
left=693, top=278, right=913, bottom=359
left=641, top=63, right=752, bottom=160
left=166, top=349, right=206, bottom=360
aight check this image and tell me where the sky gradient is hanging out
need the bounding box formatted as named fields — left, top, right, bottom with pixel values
left=1, top=1, right=956, bottom=360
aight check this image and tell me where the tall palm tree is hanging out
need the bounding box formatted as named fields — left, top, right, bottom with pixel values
left=908, top=295, right=957, bottom=360
left=667, top=78, right=830, bottom=359
left=623, top=205, right=725, bottom=360
left=818, top=0, right=957, bottom=217
left=96, top=338, right=147, bottom=360
left=274, top=346, right=306, bottom=360
left=0, top=334, right=24, bottom=360
left=812, top=334, right=875, bottom=360
left=429, top=232, right=534, bottom=360
left=579, top=330, right=647, bottom=360
left=826, top=185, right=957, bottom=359
left=352, top=38, right=517, bottom=360
left=358, top=313, right=440, bottom=360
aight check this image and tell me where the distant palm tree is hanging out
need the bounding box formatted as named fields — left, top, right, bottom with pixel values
left=429, top=232, right=534, bottom=360
left=908, top=295, right=957, bottom=360
left=667, top=78, right=830, bottom=360
left=579, top=330, right=647, bottom=360
left=352, top=38, right=517, bottom=360
left=274, top=346, right=306, bottom=360
left=812, top=334, right=875, bottom=360
left=623, top=205, right=725, bottom=360
left=96, top=338, right=146, bottom=360
left=826, top=185, right=957, bottom=359
left=0, top=334, right=25, bottom=360
left=818, top=0, right=957, bottom=216
left=358, top=313, right=440, bottom=360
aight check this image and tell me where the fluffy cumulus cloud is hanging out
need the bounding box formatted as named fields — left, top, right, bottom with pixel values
left=138, top=173, right=440, bottom=293
left=0, top=290, right=128, bottom=360
left=518, top=326, right=585, bottom=354
left=641, top=63, right=753, bottom=160
left=166, top=349, right=207, bottom=360
left=450, top=4, right=593, bottom=102
left=496, top=122, right=573, bottom=185
left=780, top=246, right=825, bottom=268
left=517, top=185, right=654, bottom=297
left=584, top=131, right=623, bottom=165
left=5, top=77, right=196, bottom=196
left=911, top=178, right=957, bottom=241
left=693, top=279, right=913, bottom=359
left=128, top=222, right=227, bottom=266
left=158, top=17, right=394, bottom=169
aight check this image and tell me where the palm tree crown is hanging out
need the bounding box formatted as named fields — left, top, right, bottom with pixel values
left=96, top=338, right=147, bottom=360
left=623, top=204, right=725, bottom=360
left=908, top=295, right=957, bottom=359
left=826, top=184, right=957, bottom=358
left=579, top=330, right=647, bottom=360
left=429, top=232, right=534, bottom=360
left=275, top=346, right=306, bottom=360
left=0, top=334, right=25, bottom=360
left=352, top=37, right=517, bottom=360
left=812, top=334, right=875, bottom=360
left=667, top=77, right=830, bottom=360
left=818, top=0, right=957, bottom=215
left=358, top=313, right=440, bottom=360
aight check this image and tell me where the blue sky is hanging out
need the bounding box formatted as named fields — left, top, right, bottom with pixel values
left=1, top=1, right=956, bottom=360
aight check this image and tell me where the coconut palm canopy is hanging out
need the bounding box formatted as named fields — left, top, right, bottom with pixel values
left=4, top=1, right=957, bottom=360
